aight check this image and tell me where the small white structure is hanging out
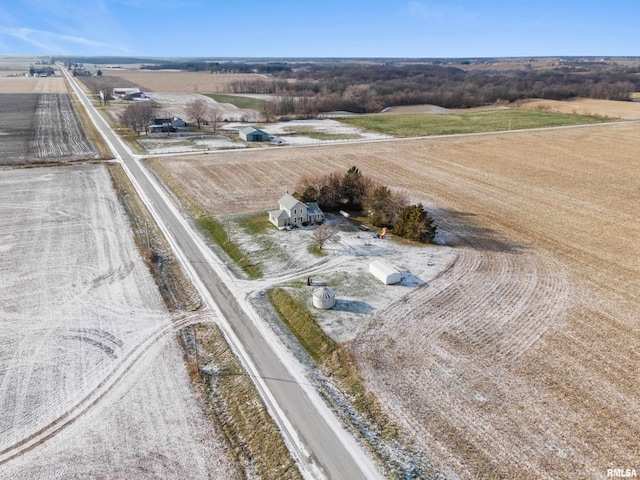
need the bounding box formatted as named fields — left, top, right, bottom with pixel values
left=312, top=287, right=336, bottom=309
left=369, top=260, right=402, bottom=285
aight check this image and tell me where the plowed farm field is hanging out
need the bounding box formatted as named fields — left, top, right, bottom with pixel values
left=156, top=122, right=640, bottom=479
left=0, top=75, right=69, bottom=94
left=101, top=69, right=264, bottom=93
left=0, top=93, right=98, bottom=165
left=0, top=165, right=235, bottom=479
left=519, top=97, right=640, bottom=120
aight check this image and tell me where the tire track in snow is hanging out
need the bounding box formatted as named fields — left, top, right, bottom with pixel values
left=0, top=311, right=210, bottom=465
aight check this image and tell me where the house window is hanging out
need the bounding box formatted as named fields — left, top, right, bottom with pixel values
left=294, top=209, right=296, bottom=214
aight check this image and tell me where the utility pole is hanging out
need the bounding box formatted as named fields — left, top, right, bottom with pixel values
left=192, top=324, right=200, bottom=379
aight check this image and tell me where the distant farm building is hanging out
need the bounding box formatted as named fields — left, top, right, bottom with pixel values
left=312, top=287, right=336, bottom=309
left=268, top=193, right=325, bottom=229
left=148, top=117, right=185, bottom=132
left=369, top=260, right=402, bottom=285
left=149, top=118, right=176, bottom=133
left=113, top=87, right=141, bottom=98
left=239, top=127, right=269, bottom=142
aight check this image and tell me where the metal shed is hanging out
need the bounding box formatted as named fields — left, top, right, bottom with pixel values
left=369, top=260, right=402, bottom=285
left=239, top=126, right=270, bottom=142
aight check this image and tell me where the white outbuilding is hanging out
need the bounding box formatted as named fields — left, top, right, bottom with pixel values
left=369, top=260, right=402, bottom=285
left=312, top=287, right=336, bottom=309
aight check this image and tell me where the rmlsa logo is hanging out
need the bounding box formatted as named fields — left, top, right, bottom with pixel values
left=607, top=469, right=637, bottom=478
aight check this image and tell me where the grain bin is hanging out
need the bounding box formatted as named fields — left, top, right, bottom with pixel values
left=312, top=287, right=336, bottom=309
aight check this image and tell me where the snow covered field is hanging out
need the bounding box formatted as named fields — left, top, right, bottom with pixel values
left=0, top=165, right=234, bottom=478
left=221, top=118, right=393, bottom=146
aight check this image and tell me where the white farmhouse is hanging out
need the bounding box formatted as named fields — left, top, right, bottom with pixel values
left=268, top=193, right=325, bottom=229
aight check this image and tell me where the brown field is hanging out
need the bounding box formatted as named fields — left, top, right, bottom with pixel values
left=101, top=69, right=265, bottom=93
left=0, top=75, right=69, bottom=94
left=156, top=122, right=640, bottom=478
left=0, top=93, right=98, bottom=165
left=517, top=97, right=640, bottom=120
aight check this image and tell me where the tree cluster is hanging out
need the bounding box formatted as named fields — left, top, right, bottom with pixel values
left=393, top=204, right=437, bottom=243
left=184, top=98, right=223, bottom=130
left=140, top=61, right=291, bottom=74
left=295, top=166, right=371, bottom=211
left=295, top=167, right=436, bottom=243
left=118, top=101, right=157, bottom=136
left=222, top=62, right=640, bottom=116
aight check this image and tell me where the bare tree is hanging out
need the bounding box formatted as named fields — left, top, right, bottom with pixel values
left=312, top=223, right=340, bottom=250
left=364, top=184, right=408, bottom=227
left=209, top=106, right=223, bottom=132
left=119, top=101, right=157, bottom=136
left=99, top=85, right=113, bottom=107
left=260, top=101, right=277, bottom=123
left=185, top=98, right=208, bottom=129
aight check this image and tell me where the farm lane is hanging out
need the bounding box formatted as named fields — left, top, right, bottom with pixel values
left=59, top=64, right=382, bottom=480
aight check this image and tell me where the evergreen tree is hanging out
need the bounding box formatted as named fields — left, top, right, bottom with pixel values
left=393, top=203, right=437, bottom=243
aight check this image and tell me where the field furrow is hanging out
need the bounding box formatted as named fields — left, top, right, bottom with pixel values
left=156, top=121, right=640, bottom=478
left=0, top=93, right=98, bottom=165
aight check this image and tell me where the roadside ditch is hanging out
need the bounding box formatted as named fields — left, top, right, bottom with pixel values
left=108, top=162, right=302, bottom=479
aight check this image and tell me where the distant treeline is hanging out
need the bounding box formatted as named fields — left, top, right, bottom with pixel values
left=224, top=62, right=640, bottom=114
left=140, top=61, right=291, bottom=74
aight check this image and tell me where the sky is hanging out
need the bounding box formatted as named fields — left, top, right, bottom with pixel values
left=0, top=0, right=639, bottom=58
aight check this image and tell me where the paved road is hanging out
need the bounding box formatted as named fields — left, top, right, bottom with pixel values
left=59, top=65, right=382, bottom=480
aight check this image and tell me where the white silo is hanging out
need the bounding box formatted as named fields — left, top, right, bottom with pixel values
left=312, top=287, right=336, bottom=310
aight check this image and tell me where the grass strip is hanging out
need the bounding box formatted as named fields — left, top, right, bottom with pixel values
left=268, top=288, right=448, bottom=478
left=183, top=323, right=303, bottom=480
left=268, top=288, right=396, bottom=439
left=196, top=216, right=262, bottom=279
left=338, top=108, right=612, bottom=137
left=283, top=126, right=361, bottom=140
left=237, top=212, right=272, bottom=235
left=145, top=158, right=262, bottom=279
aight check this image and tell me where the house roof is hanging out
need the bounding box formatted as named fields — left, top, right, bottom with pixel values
left=239, top=126, right=268, bottom=135
left=369, top=259, right=400, bottom=276
left=306, top=202, right=323, bottom=216
left=268, top=209, right=289, bottom=220
left=278, top=193, right=304, bottom=211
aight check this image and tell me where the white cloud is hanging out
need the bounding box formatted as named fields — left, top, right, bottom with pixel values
left=0, top=26, right=129, bottom=54
left=407, top=1, right=445, bottom=21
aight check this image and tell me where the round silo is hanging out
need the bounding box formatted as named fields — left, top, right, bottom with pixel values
left=312, top=287, right=336, bottom=310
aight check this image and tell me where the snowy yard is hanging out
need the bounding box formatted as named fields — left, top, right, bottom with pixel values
left=226, top=214, right=455, bottom=343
